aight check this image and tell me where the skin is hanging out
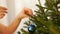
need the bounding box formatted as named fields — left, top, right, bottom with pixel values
left=0, top=6, right=33, bottom=34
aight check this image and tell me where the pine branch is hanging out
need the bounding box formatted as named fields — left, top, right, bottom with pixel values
left=49, top=26, right=60, bottom=34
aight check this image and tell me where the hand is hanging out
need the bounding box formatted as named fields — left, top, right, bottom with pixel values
left=18, top=7, right=33, bottom=19
left=0, top=6, right=7, bottom=19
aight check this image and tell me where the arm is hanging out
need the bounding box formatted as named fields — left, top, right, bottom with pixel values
left=0, top=14, right=22, bottom=34
left=0, top=7, right=33, bottom=34
left=7, top=8, right=33, bottom=33
left=0, top=15, right=23, bottom=34
left=7, top=15, right=22, bottom=33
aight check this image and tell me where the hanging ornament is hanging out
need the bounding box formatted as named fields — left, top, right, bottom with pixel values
left=28, top=24, right=36, bottom=33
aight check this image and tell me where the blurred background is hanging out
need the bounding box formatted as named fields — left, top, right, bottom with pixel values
left=0, top=0, right=45, bottom=34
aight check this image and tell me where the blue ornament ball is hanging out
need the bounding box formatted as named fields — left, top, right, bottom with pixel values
left=28, top=24, right=36, bottom=33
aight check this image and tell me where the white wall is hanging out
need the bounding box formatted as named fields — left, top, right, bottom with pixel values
left=6, top=0, right=15, bottom=23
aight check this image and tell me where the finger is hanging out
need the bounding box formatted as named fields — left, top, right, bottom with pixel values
left=0, top=14, right=5, bottom=18
left=0, top=12, right=5, bottom=14
left=0, top=12, right=6, bottom=17
left=24, top=8, right=33, bottom=16
left=0, top=13, right=5, bottom=16
left=0, top=10, right=8, bottom=13
left=0, top=6, right=7, bottom=10
left=0, top=13, right=5, bottom=17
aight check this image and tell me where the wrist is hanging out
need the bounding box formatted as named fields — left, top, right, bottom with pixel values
left=17, top=15, right=23, bottom=20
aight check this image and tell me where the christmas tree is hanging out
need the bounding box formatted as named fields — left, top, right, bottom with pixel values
left=18, top=0, right=60, bottom=34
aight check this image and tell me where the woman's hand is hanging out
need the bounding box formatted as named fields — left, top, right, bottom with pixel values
left=0, top=6, right=7, bottom=19
left=18, top=7, right=33, bottom=19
